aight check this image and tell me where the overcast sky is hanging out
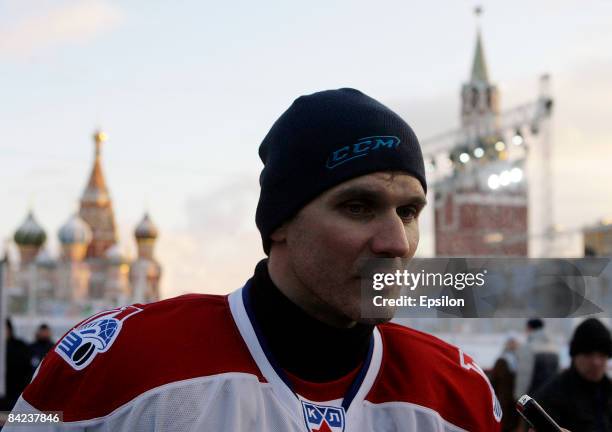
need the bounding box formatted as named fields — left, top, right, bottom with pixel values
left=1, top=0, right=611, bottom=298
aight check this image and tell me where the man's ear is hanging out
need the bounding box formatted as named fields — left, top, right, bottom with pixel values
left=270, top=222, right=289, bottom=243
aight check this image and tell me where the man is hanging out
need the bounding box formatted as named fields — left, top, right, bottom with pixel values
left=491, top=334, right=520, bottom=431
left=515, top=318, right=559, bottom=398
left=29, top=324, right=54, bottom=369
left=535, top=318, right=612, bottom=431
left=7, top=89, right=501, bottom=431
left=0, top=319, right=34, bottom=411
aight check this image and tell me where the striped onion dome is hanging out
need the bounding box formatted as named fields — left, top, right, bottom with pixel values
left=35, top=248, right=55, bottom=268
left=135, top=213, right=158, bottom=240
left=105, top=243, right=127, bottom=265
left=14, top=211, right=46, bottom=247
left=58, top=214, right=92, bottom=245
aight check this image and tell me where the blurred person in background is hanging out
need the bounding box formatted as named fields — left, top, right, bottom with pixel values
left=0, top=319, right=34, bottom=411
left=491, top=334, right=520, bottom=431
left=29, top=324, right=54, bottom=370
left=515, top=318, right=559, bottom=398
left=535, top=318, right=612, bottom=432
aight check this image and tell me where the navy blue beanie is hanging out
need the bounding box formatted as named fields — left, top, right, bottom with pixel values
left=256, top=88, right=427, bottom=254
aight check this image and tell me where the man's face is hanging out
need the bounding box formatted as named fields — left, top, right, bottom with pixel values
left=276, top=172, right=426, bottom=327
left=574, top=352, right=609, bottom=382
left=37, top=327, right=51, bottom=341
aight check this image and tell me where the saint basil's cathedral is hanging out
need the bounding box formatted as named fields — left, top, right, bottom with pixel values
left=1, top=131, right=161, bottom=328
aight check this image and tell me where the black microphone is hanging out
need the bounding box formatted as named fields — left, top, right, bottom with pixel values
left=516, top=394, right=563, bottom=432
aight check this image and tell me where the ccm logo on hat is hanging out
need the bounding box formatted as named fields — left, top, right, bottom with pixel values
left=326, top=136, right=400, bottom=169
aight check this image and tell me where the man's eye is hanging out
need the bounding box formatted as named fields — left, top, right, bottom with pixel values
left=344, top=202, right=370, bottom=216
left=397, top=206, right=418, bottom=221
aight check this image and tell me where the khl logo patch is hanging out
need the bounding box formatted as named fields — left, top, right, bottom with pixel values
left=55, top=305, right=142, bottom=371
left=301, top=401, right=345, bottom=432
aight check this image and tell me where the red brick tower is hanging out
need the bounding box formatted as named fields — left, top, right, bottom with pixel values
left=434, top=27, right=528, bottom=257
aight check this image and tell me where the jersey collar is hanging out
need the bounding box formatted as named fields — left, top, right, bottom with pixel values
left=228, top=281, right=383, bottom=422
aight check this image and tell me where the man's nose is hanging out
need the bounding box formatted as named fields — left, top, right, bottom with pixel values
left=369, top=213, right=411, bottom=258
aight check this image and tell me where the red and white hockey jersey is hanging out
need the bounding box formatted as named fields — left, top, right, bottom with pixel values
left=7, top=283, right=502, bottom=431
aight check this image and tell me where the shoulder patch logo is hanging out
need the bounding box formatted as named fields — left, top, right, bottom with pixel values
left=55, top=305, right=142, bottom=371
left=301, top=401, right=345, bottom=432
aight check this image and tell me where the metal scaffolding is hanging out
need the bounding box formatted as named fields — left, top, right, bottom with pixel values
left=421, top=74, right=555, bottom=257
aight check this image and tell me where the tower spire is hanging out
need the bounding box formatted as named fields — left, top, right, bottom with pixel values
left=79, top=129, right=118, bottom=259
left=470, top=6, right=489, bottom=83
left=461, top=6, right=500, bottom=129
left=83, top=130, right=110, bottom=202
left=94, top=129, right=107, bottom=158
